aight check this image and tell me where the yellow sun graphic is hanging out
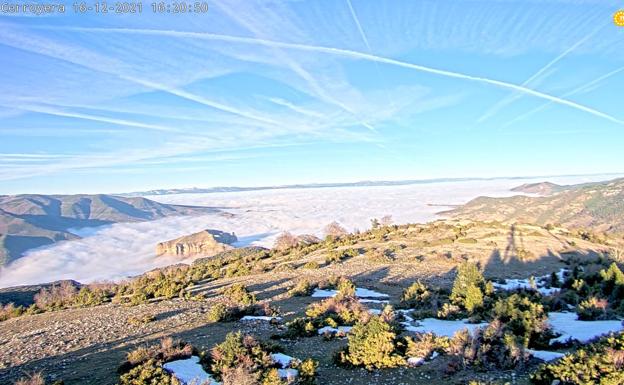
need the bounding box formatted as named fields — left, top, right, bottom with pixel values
left=615, top=10, right=624, bottom=26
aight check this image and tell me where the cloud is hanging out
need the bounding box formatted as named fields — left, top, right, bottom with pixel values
left=0, top=175, right=618, bottom=287
left=43, top=26, right=624, bottom=126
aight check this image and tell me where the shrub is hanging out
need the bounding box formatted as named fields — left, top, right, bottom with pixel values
left=288, top=280, right=315, bottom=297
left=302, top=261, right=320, bottom=269
left=118, top=359, right=181, bottom=385
left=492, top=294, right=549, bottom=348
left=274, top=232, right=298, bottom=251
left=222, top=284, right=256, bottom=306
left=13, top=373, right=46, bottom=385
left=335, top=316, right=405, bottom=369
left=208, top=332, right=274, bottom=381
left=295, top=358, right=318, bottom=385
left=118, top=338, right=193, bottom=375
left=531, top=332, right=624, bottom=385
left=0, top=302, right=25, bottom=322
left=405, top=333, right=449, bottom=359
left=447, top=320, right=528, bottom=370
left=577, top=297, right=610, bottom=320
left=306, top=294, right=369, bottom=326
left=128, top=314, right=155, bottom=326
left=437, top=303, right=463, bottom=320
left=282, top=317, right=318, bottom=338
left=207, top=303, right=234, bottom=322
left=450, top=262, right=488, bottom=315
left=400, top=281, right=431, bottom=308
left=324, top=221, right=348, bottom=238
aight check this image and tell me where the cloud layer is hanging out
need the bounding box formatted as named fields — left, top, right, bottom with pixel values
left=0, top=175, right=617, bottom=288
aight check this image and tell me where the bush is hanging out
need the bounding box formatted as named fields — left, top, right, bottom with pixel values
left=577, top=297, right=610, bottom=320
left=119, top=359, right=181, bottom=385
left=208, top=332, right=274, bottom=381
left=0, top=302, right=25, bottom=322
left=405, top=333, right=449, bottom=359
left=447, top=320, right=528, bottom=370
left=128, top=314, right=155, bottom=326
left=118, top=338, right=193, bottom=375
left=450, top=262, right=488, bottom=316
left=492, top=294, right=549, bottom=348
left=531, top=332, right=624, bottom=385
left=335, top=316, right=405, bottom=369
left=13, top=373, right=46, bottom=385
left=400, top=281, right=431, bottom=309
left=207, top=303, right=235, bottom=322
left=222, top=284, right=256, bottom=306
left=302, top=261, right=320, bottom=269
left=305, top=294, right=369, bottom=326
left=288, top=280, right=315, bottom=297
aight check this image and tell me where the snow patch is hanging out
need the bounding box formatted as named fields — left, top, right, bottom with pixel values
left=318, top=326, right=353, bottom=335
left=311, top=287, right=388, bottom=298
left=271, top=353, right=295, bottom=368
left=163, top=356, right=218, bottom=385
left=240, top=315, right=282, bottom=322
left=548, top=312, right=624, bottom=344
left=527, top=349, right=565, bottom=362
left=404, top=317, right=488, bottom=337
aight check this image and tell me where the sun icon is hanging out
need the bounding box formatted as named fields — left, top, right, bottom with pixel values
left=615, top=10, right=624, bottom=26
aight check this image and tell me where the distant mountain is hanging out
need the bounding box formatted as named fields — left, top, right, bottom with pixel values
left=121, top=174, right=624, bottom=197
left=510, top=182, right=565, bottom=195
left=444, top=178, right=624, bottom=233
left=0, top=194, right=217, bottom=266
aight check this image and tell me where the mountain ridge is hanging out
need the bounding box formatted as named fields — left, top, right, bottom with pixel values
left=0, top=194, right=217, bottom=266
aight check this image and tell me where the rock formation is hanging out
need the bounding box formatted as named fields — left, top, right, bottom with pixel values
left=156, top=229, right=237, bottom=258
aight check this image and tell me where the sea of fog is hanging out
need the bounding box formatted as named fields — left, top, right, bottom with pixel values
left=0, top=175, right=618, bottom=288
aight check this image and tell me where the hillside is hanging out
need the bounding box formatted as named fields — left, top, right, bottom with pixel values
left=0, top=194, right=217, bottom=266
left=1, top=219, right=622, bottom=384
left=444, top=177, right=624, bottom=233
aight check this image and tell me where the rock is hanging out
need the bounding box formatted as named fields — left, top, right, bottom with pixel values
left=156, top=229, right=237, bottom=258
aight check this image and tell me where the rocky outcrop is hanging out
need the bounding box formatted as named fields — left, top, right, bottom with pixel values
left=156, top=229, right=237, bottom=258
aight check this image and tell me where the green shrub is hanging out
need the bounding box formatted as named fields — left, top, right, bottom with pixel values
left=531, top=332, right=624, bottom=385
left=302, top=261, right=320, bottom=269
left=288, top=280, right=315, bottom=297
left=282, top=317, right=318, bottom=338
left=577, top=297, right=611, bottom=320
left=222, top=284, right=256, bottom=306
left=119, top=359, right=181, bottom=385
left=207, top=332, right=274, bottom=381
left=305, top=294, right=369, bottom=326
left=450, top=262, right=488, bottom=316
left=335, top=316, right=405, bottom=369
left=128, top=314, right=155, bottom=326
left=0, top=303, right=25, bottom=322
left=207, top=303, right=234, bottom=322
left=405, top=333, right=449, bottom=359
left=400, top=281, right=431, bottom=308
left=447, top=320, right=528, bottom=370
left=492, top=294, right=549, bottom=348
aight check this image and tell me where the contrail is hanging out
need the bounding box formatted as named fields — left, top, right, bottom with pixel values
left=6, top=104, right=180, bottom=132
left=477, top=28, right=601, bottom=123
left=42, top=26, right=624, bottom=126
left=0, top=25, right=279, bottom=127
left=503, top=65, right=624, bottom=128
left=345, top=0, right=396, bottom=109
left=212, top=2, right=378, bottom=131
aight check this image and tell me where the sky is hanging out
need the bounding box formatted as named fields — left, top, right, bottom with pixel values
left=1, top=0, right=623, bottom=194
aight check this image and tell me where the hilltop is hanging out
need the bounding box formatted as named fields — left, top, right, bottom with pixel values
left=444, top=178, right=624, bottom=234
left=1, top=219, right=622, bottom=384
left=0, top=194, right=217, bottom=266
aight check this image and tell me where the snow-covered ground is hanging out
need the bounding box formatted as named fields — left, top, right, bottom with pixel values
left=311, top=287, right=389, bottom=299
left=548, top=312, right=624, bottom=344
left=163, top=356, right=218, bottom=385
left=240, top=315, right=282, bottom=322
left=0, top=175, right=615, bottom=287
left=493, top=268, right=567, bottom=296
left=403, top=317, right=488, bottom=337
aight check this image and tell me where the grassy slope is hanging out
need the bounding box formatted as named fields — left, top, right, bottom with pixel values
left=1, top=219, right=620, bottom=384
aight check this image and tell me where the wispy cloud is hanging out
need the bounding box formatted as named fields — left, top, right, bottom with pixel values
left=477, top=27, right=601, bottom=123
left=45, top=26, right=624, bottom=126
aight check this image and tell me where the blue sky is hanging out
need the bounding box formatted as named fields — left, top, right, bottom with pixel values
left=1, top=0, right=623, bottom=194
